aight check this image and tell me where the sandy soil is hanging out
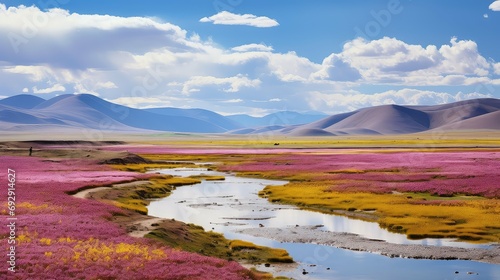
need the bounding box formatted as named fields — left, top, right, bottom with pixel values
left=239, top=226, right=500, bottom=264
left=126, top=217, right=166, bottom=238
left=72, top=186, right=111, bottom=199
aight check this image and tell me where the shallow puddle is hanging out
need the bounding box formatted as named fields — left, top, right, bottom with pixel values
left=148, top=167, right=500, bottom=280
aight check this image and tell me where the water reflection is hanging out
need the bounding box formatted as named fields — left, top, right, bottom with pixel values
left=147, top=167, right=500, bottom=279
left=148, top=167, right=487, bottom=248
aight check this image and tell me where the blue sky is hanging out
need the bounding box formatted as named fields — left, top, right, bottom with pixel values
left=1, top=0, right=499, bottom=115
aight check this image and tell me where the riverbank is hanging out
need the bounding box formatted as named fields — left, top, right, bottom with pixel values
left=3, top=140, right=499, bottom=278
left=0, top=148, right=259, bottom=279
left=239, top=226, right=500, bottom=264
left=72, top=165, right=294, bottom=268
left=107, top=147, right=499, bottom=261
left=207, top=151, right=500, bottom=244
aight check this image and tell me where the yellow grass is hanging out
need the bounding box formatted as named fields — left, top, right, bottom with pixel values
left=110, top=176, right=201, bottom=214
left=189, top=175, right=226, bottom=181
left=228, top=240, right=293, bottom=263
left=120, top=144, right=500, bottom=243
left=136, top=132, right=500, bottom=148
left=131, top=149, right=500, bottom=243
left=262, top=182, right=500, bottom=242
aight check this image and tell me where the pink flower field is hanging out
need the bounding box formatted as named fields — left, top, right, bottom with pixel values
left=104, top=145, right=500, bottom=198
left=0, top=156, right=257, bottom=279
left=210, top=150, right=500, bottom=198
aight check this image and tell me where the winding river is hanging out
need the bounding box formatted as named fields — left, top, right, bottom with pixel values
left=147, top=167, right=500, bottom=280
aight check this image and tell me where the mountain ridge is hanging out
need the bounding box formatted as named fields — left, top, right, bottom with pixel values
left=1, top=94, right=499, bottom=135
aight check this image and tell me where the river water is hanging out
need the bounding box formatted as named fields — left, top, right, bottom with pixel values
left=147, top=167, right=500, bottom=280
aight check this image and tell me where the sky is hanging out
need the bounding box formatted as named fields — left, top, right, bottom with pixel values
left=1, top=0, right=500, bottom=116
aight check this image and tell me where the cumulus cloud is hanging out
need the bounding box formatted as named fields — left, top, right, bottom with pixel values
left=307, top=89, right=492, bottom=114
left=5, top=65, right=54, bottom=82
left=0, top=4, right=190, bottom=68
left=96, top=81, right=118, bottom=89
left=232, top=44, right=274, bottom=52
left=32, top=83, right=66, bottom=94
left=267, top=52, right=320, bottom=82
left=108, top=96, right=167, bottom=108
left=200, top=11, right=279, bottom=27
left=0, top=4, right=498, bottom=114
left=439, top=37, right=489, bottom=76
left=490, top=1, right=500, bottom=11
left=337, top=37, right=493, bottom=86
left=222, top=99, right=243, bottom=103
left=181, top=75, right=261, bottom=94
left=313, top=54, right=361, bottom=81
left=494, top=63, right=500, bottom=75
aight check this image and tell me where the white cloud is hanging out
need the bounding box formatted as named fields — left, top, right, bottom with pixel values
left=200, top=11, right=279, bottom=28
left=336, top=37, right=493, bottom=86
left=267, top=52, right=320, bottom=82
left=32, top=84, right=66, bottom=94
left=22, top=87, right=29, bottom=93
left=108, top=96, right=167, bottom=108
left=4, top=65, right=53, bottom=82
left=438, top=37, right=489, bottom=76
left=313, top=54, right=361, bottom=81
left=181, top=74, right=261, bottom=94
left=96, top=81, right=118, bottom=89
left=490, top=1, right=500, bottom=11
left=73, top=84, right=99, bottom=96
left=222, top=99, right=243, bottom=103
left=232, top=44, right=274, bottom=52
left=0, top=5, right=498, bottom=116
left=484, top=13, right=489, bottom=18
left=494, top=63, right=500, bottom=75
left=0, top=4, right=190, bottom=68
left=307, top=89, right=493, bottom=114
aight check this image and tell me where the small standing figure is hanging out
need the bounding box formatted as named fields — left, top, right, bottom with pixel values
left=29, top=147, right=33, bottom=156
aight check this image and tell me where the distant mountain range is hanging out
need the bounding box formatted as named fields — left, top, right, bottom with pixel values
left=0, top=94, right=499, bottom=136
left=0, top=94, right=325, bottom=134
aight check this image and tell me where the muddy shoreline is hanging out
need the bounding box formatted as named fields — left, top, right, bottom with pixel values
left=239, top=226, right=500, bottom=264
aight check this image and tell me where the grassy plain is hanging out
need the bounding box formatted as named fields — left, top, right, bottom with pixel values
left=122, top=134, right=500, bottom=244
left=1, top=133, right=499, bottom=278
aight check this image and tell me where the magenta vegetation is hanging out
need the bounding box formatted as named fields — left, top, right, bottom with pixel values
left=105, top=145, right=500, bottom=198
left=214, top=150, right=500, bottom=198
left=0, top=156, right=255, bottom=279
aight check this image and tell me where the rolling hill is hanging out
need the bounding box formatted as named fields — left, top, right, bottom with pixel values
left=0, top=94, right=233, bottom=133
left=0, top=94, right=499, bottom=135
left=145, top=107, right=241, bottom=131
left=0, top=94, right=46, bottom=109
left=227, top=111, right=327, bottom=128
left=277, top=98, right=500, bottom=136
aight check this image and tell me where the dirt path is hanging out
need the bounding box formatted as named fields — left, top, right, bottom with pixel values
left=72, top=181, right=166, bottom=238
left=72, top=187, right=111, bottom=199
